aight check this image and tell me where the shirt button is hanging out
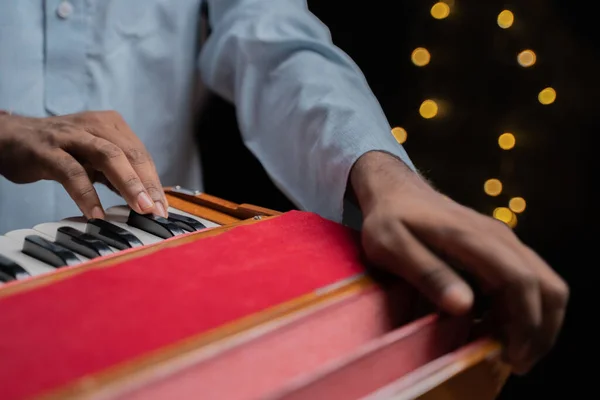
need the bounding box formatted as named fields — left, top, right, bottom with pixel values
left=56, top=1, right=73, bottom=19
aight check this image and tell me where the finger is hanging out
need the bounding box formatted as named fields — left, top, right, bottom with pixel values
left=49, top=151, right=105, bottom=220
left=66, top=136, right=159, bottom=215
left=363, top=219, right=474, bottom=315
left=514, top=247, right=569, bottom=373
left=122, top=146, right=168, bottom=217
left=407, top=219, right=542, bottom=370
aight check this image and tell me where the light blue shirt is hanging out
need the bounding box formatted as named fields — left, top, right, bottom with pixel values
left=0, top=0, right=414, bottom=234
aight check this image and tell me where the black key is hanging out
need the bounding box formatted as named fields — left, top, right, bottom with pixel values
left=167, top=213, right=206, bottom=232
left=22, top=235, right=80, bottom=268
left=86, top=219, right=143, bottom=250
left=55, top=227, right=114, bottom=259
left=0, top=270, right=15, bottom=283
left=0, top=254, right=31, bottom=280
left=127, top=210, right=186, bottom=239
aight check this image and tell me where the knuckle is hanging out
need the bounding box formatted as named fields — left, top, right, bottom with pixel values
left=506, top=269, right=538, bottom=292
left=417, top=266, right=451, bottom=293
left=94, top=140, right=124, bottom=162
left=545, top=279, right=570, bottom=309
left=436, top=222, right=471, bottom=243
left=40, top=128, right=61, bottom=148
left=142, top=180, right=162, bottom=198
left=99, top=110, right=124, bottom=124
left=54, top=157, right=86, bottom=182
left=74, top=111, right=103, bottom=126
left=73, top=184, right=97, bottom=202
left=125, top=147, right=148, bottom=166
left=123, top=174, right=142, bottom=188
left=361, top=215, right=400, bottom=257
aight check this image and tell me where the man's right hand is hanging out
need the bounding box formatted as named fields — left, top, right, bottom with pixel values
left=0, top=110, right=168, bottom=219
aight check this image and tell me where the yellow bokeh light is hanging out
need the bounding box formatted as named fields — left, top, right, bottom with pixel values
left=484, top=179, right=502, bottom=196
left=494, top=207, right=517, bottom=228
left=538, top=87, right=557, bottom=105
left=498, top=133, right=516, bottom=150
left=411, top=47, right=431, bottom=67
left=419, top=99, right=438, bottom=119
left=391, top=127, right=408, bottom=144
left=509, top=197, right=526, bottom=213
left=517, top=50, right=536, bottom=67
left=497, top=10, right=514, bottom=28
left=431, top=2, right=450, bottom=19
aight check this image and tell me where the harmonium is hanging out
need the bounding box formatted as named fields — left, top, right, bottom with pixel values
left=0, top=187, right=511, bottom=399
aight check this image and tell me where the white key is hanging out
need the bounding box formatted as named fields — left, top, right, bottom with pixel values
left=0, top=237, right=57, bottom=277
left=167, top=206, right=220, bottom=228
left=104, top=206, right=163, bottom=245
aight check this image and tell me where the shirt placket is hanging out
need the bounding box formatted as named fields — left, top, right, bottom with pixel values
left=44, top=0, right=90, bottom=116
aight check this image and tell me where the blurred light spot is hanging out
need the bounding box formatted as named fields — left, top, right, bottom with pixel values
left=391, top=127, right=408, bottom=144
left=431, top=2, right=450, bottom=19
left=517, top=50, right=536, bottom=67
left=494, top=207, right=517, bottom=228
left=484, top=179, right=502, bottom=196
left=509, top=197, right=526, bottom=213
left=507, top=213, right=517, bottom=228
left=411, top=47, right=431, bottom=67
left=419, top=99, right=438, bottom=119
left=497, top=10, right=514, bottom=28
left=538, top=87, right=556, bottom=104
left=498, top=133, right=515, bottom=150
left=493, top=207, right=512, bottom=222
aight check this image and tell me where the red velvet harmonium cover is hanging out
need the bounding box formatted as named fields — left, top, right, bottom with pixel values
left=0, top=211, right=506, bottom=400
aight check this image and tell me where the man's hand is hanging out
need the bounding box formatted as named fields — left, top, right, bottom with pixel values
left=350, top=151, right=569, bottom=375
left=0, top=111, right=168, bottom=219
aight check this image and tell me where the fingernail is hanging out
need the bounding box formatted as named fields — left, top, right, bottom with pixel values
left=137, top=192, right=154, bottom=211
left=154, top=201, right=167, bottom=218
left=91, top=206, right=105, bottom=219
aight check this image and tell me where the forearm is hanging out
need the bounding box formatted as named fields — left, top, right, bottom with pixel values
left=200, top=0, right=416, bottom=222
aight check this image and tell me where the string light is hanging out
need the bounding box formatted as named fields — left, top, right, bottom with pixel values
left=431, top=2, right=450, bottom=20
left=498, top=133, right=515, bottom=150
left=517, top=50, right=537, bottom=67
left=391, top=127, right=408, bottom=144
left=419, top=99, right=438, bottom=118
left=493, top=207, right=512, bottom=222
left=497, top=10, right=514, bottom=28
left=538, top=87, right=557, bottom=104
left=484, top=179, right=502, bottom=196
left=509, top=197, right=526, bottom=213
left=493, top=207, right=517, bottom=228
left=411, top=47, right=431, bottom=66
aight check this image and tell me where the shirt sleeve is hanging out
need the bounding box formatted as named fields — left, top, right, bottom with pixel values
left=199, top=0, right=416, bottom=223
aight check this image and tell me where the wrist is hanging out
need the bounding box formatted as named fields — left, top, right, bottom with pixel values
left=349, top=150, right=427, bottom=213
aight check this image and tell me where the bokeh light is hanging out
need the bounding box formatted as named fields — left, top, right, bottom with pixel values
left=538, top=87, right=557, bottom=104
left=498, top=133, right=516, bottom=150
left=484, top=179, right=502, bottom=196
left=411, top=47, right=431, bottom=66
left=419, top=99, right=439, bottom=118
left=431, top=2, right=450, bottom=19
left=391, top=127, right=408, bottom=144
left=497, top=10, right=514, bottom=28
left=517, top=50, right=536, bottom=67
left=509, top=197, right=527, bottom=213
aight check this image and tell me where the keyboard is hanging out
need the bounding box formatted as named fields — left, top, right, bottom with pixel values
left=0, top=202, right=221, bottom=283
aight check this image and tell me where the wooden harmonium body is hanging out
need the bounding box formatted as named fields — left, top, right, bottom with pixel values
left=0, top=187, right=511, bottom=400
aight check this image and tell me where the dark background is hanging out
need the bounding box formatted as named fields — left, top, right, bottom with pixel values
left=198, top=1, right=597, bottom=397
